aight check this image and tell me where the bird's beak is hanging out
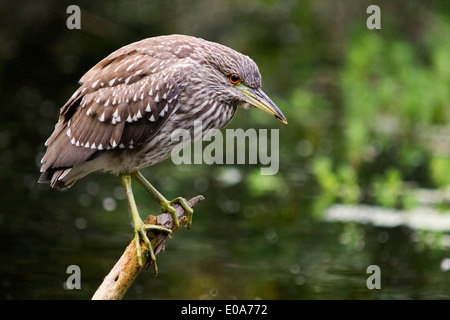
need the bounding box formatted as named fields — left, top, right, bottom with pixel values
left=237, top=84, right=288, bottom=124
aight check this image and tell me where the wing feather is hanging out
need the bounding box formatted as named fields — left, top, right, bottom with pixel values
left=40, top=37, right=189, bottom=179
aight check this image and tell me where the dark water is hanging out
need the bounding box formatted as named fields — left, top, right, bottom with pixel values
left=2, top=178, right=449, bottom=300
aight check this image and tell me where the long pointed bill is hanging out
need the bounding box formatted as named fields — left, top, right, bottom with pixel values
left=237, top=84, right=288, bottom=124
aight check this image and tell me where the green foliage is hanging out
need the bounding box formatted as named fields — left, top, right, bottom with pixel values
left=312, top=14, right=450, bottom=210
left=371, top=169, right=403, bottom=208
left=313, top=157, right=339, bottom=204
left=246, top=169, right=285, bottom=197
left=312, top=157, right=360, bottom=216
left=430, top=155, right=450, bottom=188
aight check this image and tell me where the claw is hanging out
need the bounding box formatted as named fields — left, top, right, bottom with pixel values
left=130, top=171, right=195, bottom=230
left=161, top=202, right=180, bottom=228
left=170, top=197, right=194, bottom=229
left=162, top=197, right=194, bottom=230
left=134, top=222, right=172, bottom=274
left=124, top=171, right=195, bottom=275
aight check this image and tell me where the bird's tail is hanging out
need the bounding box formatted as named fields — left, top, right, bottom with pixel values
left=38, top=168, right=78, bottom=189
left=38, top=119, right=99, bottom=189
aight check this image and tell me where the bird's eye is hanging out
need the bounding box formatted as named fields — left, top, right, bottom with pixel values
left=229, top=74, right=240, bottom=85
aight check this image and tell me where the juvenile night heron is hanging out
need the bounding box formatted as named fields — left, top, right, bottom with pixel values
left=39, top=34, right=287, bottom=272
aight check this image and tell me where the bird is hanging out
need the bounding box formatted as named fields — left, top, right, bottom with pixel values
left=38, top=34, right=287, bottom=273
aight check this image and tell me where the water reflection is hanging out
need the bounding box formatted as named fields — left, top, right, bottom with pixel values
left=326, top=204, right=450, bottom=233
left=2, top=193, right=449, bottom=300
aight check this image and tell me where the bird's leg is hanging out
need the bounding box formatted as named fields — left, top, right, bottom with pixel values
left=130, top=171, right=194, bottom=229
left=120, top=173, right=172, bottom=273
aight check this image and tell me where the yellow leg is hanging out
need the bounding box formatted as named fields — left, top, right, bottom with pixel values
left=120, top=174, right=172, bottom=274
left=130, top=171, right=194, bottom=229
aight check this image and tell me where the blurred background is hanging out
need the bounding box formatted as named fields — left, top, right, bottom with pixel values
left=1, top=0, right=450, bottom=299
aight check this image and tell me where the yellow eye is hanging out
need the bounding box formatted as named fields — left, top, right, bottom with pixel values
left=229, top=74, right=240, bottom=85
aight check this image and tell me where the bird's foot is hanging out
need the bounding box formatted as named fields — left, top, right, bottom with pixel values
left=129, top=172, right=194, bottom=229
left=161, top=197, right=194, bottom=230
left=134, top=221, right=172, bottom=274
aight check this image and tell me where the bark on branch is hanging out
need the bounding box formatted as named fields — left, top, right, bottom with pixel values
left=92, top=195, right=204, bottom=300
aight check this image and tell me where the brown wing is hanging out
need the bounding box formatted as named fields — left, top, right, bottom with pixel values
left=66, top=71, right=180, bottom=151
left=40, top=41, right=185, bottom=177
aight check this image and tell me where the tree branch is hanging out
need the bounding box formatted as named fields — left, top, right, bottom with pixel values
left=91, top=195, right=204, bottom=300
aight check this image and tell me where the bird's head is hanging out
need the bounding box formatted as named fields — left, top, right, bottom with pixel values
left=198, top=39, right=287, bottom=125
